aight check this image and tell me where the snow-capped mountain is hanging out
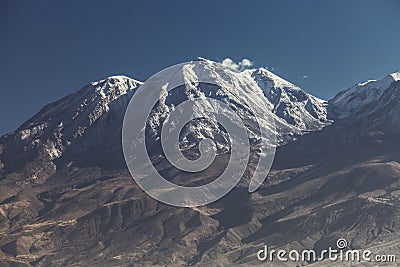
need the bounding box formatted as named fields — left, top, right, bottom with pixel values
left=19, top=75, right=141, bottom=155
left=0, top=59, right=330, bottom=182
left=0, top=76, right=142, bottom=178
left=330, top=71, right=400, bottom=119
left=329, top=70, right=400, bottom=134
left=142, top=60, right=331, bottom=156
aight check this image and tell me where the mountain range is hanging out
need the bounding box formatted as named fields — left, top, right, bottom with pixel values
left=0, top=60, right=399, bottom=266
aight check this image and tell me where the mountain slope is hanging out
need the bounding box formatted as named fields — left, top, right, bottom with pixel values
left=329, top=70, right=400, bottom=119
left=247, top=68, right=329, bottom=131
left=329, top=71, right=400, bottom=136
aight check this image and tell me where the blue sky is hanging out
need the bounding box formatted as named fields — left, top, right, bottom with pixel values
left=1, top=1, right=400, bottom=135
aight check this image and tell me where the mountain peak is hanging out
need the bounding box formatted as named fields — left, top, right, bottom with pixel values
left=194, top=56, right=209, bottom=62
left=389, top=70, right=400, bottom=81
left=330, top=70, right=400, bottom=119
left=90, top=75, right=142, bottom=95
left=92, top=75, right=134, bottom=82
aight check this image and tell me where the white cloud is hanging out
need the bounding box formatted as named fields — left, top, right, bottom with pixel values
left=240, top=58, right=253, bottom=68
left=221, top=58, right=254, bottom=71
left=221, top=58, right=239, bottom=70
left=302, top=75, right=309, bottom=79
